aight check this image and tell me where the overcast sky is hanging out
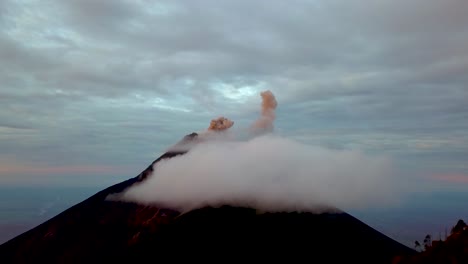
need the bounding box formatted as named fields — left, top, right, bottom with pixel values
left=1, top=0, right=467, bottom=188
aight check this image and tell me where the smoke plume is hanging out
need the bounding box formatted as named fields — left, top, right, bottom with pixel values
left=118, top=89, right=398, bottom=213
left=208, top=117, right=234, bottom=131
left=252, top=90, right=277, bottom=132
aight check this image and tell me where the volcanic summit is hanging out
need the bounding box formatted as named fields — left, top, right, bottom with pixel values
left=0, top=91, right=414, bottom=263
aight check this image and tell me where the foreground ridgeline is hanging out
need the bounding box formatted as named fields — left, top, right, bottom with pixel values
left=394, top=219, right=468, bottom=264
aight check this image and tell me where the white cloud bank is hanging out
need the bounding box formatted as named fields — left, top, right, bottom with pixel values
left=120, top=133, right=397, bottom=213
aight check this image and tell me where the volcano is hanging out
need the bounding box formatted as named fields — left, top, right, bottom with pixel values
left=0, top=132, right=414, bottom=263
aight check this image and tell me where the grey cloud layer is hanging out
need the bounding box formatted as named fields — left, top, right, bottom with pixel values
left=1, top=0, right=467, bottom=184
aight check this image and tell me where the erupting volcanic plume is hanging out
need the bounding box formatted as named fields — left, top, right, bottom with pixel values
left=119, top=90, right=398, bottom=213
left=207, top=117, right=234, bottom=131
left=206, top=90, right=277, bottom=134
left=252, top=90, right=277, bottom=132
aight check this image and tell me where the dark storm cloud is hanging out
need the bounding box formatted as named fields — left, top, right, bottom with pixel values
left=0, top=0, right=467, bottom=184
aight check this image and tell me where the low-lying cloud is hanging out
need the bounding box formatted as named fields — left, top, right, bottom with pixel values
left=121, top=134, right=396, bottom=213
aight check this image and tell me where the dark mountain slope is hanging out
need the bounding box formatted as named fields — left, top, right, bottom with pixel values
left=0, top=133, right=414, bottom=263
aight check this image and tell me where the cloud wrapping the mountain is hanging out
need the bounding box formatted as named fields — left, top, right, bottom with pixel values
left=121, top=134, right=397, bottom=213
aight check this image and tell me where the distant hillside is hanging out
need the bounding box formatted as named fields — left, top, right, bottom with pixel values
left=395, top=219, right=468, bottom=264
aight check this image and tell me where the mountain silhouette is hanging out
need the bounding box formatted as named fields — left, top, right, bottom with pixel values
left=0, top=132, right=414, bottom=263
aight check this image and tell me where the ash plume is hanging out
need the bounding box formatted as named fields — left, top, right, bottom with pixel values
left=251, top=90, right=277, bottom=132
left=118, top=90, right=398, bottom=213
left=207, top=117, right=234, bottom=132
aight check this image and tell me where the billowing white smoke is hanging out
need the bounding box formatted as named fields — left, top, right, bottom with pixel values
left=121, top=135, right=396, bottom=213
